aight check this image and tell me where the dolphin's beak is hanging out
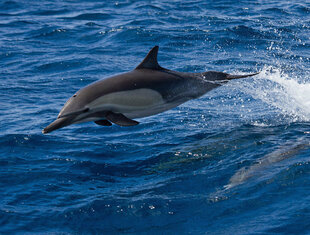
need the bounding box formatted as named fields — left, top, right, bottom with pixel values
left=42, top=117, right=74, bottom=134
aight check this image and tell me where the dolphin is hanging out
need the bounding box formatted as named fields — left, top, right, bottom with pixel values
left=42, top=46, right=258, bottom=134
left=224, top=138, right=309, bottom=190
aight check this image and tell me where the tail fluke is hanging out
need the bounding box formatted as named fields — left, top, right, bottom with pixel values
left=203, top=71, right=259, bottom=83
left=226, top=72, right=259, bottom=80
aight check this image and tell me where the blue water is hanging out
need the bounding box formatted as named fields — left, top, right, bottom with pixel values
left=1, top=0, right=310, bottom=234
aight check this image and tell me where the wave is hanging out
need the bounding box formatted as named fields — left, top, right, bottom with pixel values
left=61, top=13, right=112, bottom=21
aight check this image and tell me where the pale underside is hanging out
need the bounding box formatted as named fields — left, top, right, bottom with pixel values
left=72, top=88, right=185, bottom=124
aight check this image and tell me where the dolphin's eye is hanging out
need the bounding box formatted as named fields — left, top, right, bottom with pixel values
left=73, top=94, right=77, bottom=97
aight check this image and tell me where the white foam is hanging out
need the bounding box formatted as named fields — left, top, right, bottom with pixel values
left=239, top=66, right=310, bottom=122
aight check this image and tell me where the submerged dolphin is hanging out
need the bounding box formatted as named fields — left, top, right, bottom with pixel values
left=42, top=46, right=258, bottom=134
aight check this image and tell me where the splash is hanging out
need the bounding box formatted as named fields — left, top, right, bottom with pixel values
left=240, top=66, right=310, bottom=122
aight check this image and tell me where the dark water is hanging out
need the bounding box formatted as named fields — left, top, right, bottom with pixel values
left=1, top=0, right=310, bottom=234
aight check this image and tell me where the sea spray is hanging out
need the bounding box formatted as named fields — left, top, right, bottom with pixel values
left=239, top=66, right=310, bottom=122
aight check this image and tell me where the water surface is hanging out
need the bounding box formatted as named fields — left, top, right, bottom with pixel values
left=1, top=0, right=310, bottom=234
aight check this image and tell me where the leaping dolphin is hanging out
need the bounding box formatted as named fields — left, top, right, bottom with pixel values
left=42, top=46, right=258, bottom=134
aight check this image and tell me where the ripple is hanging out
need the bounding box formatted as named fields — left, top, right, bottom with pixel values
left=295, top=4, right=310, bottom=14
left=62, top=13, right=112, bottom=21
left=0, top=1, right=21, bottom=11
left=0, top=20, right=37, bottom=28
left=31, top=9, right=69, bottom=16
left=264, top=7, right=290, bottom=16
left=229, top=25, right=265, bottom=38
left=29, top=27, right=70, bottom=39
left=35, top=59, right=89, bottom=73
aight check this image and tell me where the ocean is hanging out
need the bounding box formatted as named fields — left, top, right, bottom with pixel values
left=1, top=0, right=310, bottom=234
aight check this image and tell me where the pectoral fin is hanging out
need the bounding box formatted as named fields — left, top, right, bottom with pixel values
left=94, top=120, right=112, bottom=126
left=106, top=112, right=139, bottom=126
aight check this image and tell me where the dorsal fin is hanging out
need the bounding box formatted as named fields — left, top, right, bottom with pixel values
left=135, top=46, right=163, bottom=70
